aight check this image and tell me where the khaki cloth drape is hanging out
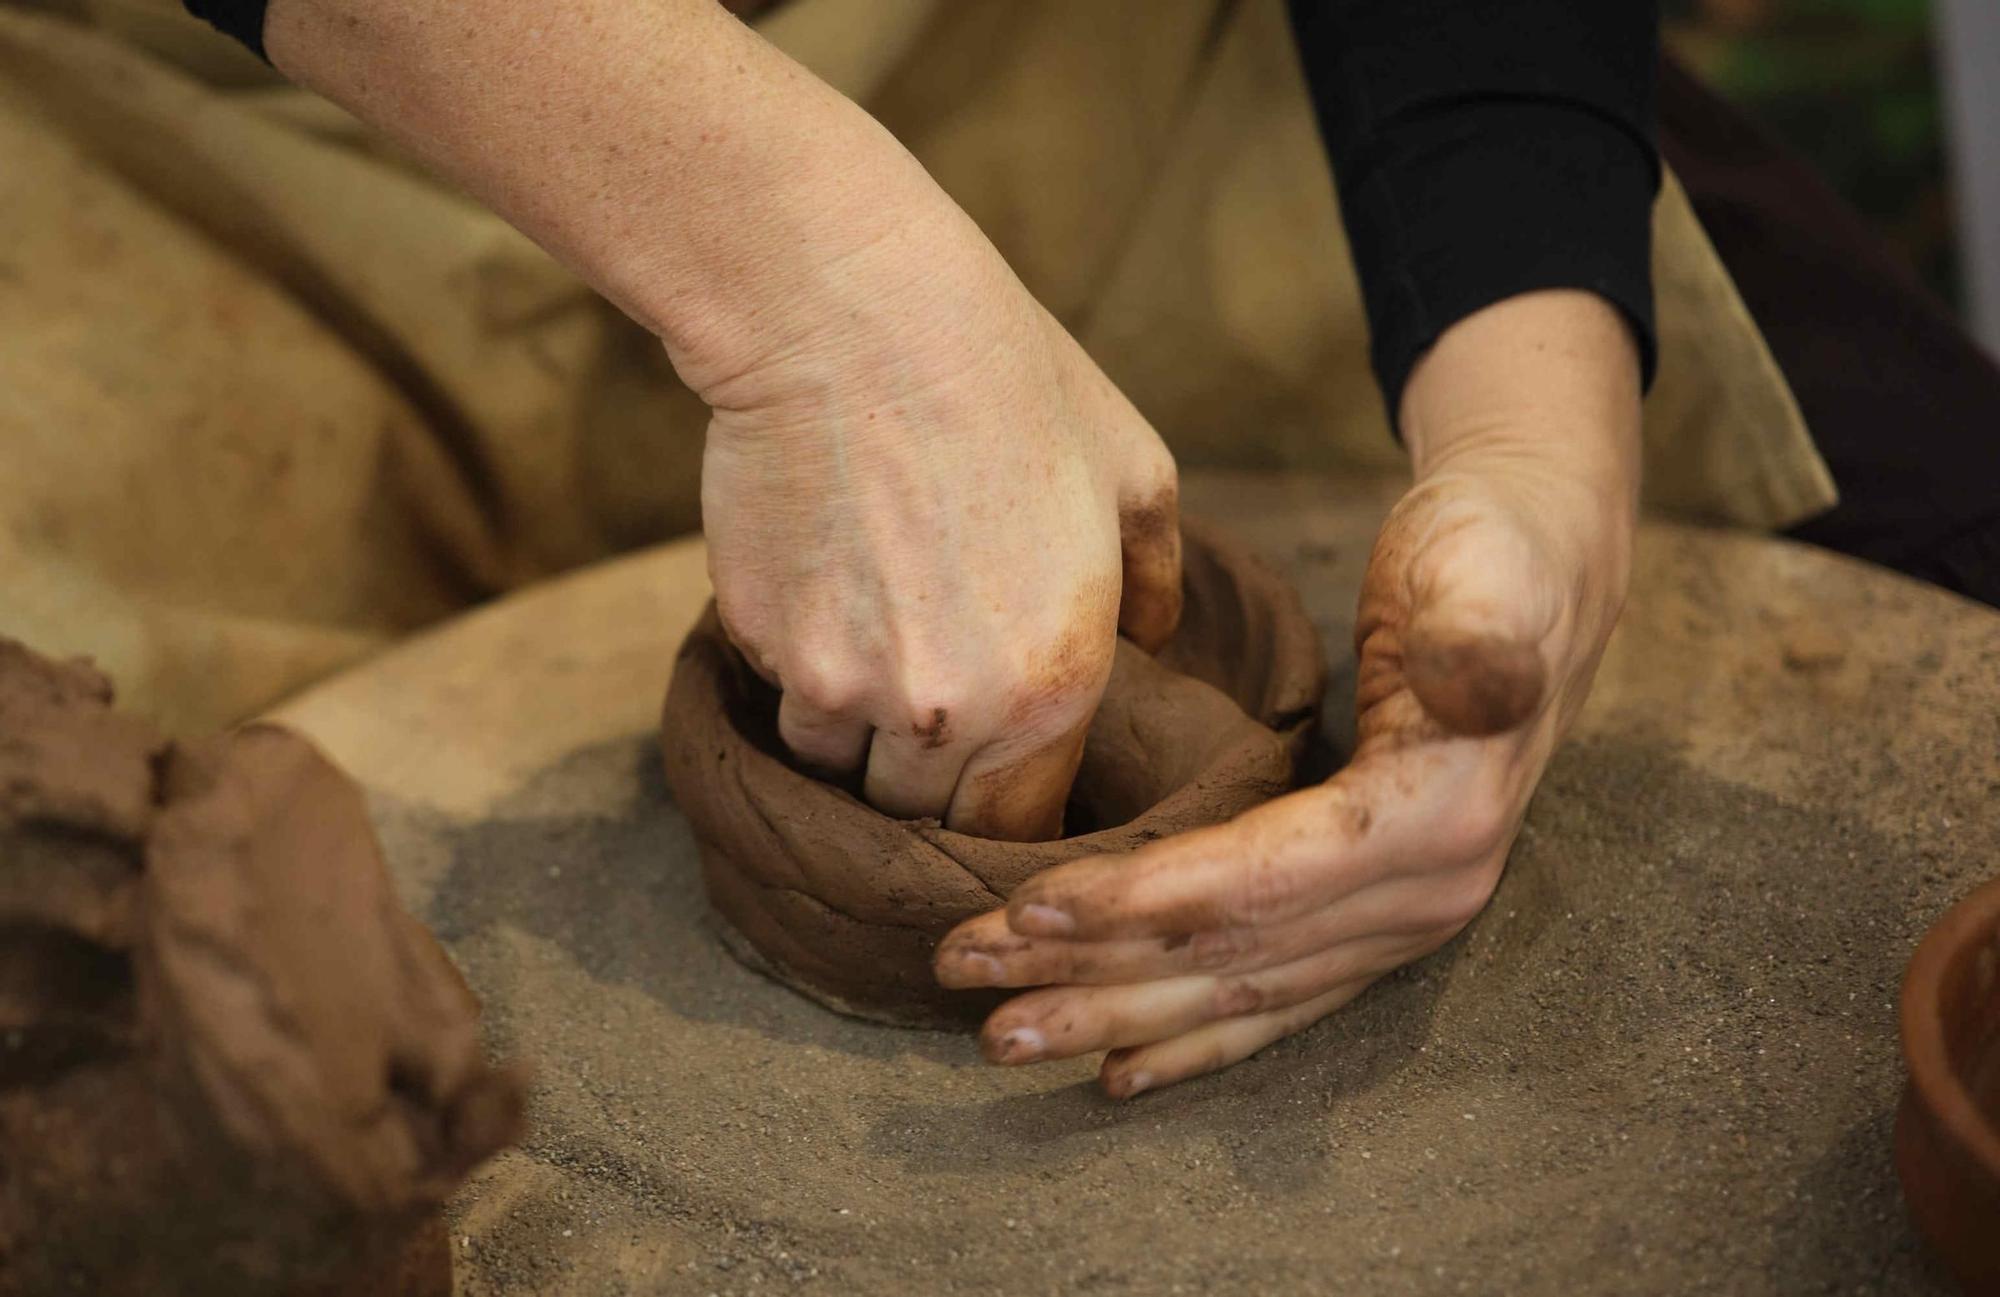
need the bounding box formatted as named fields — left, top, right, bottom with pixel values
left=0, top=0, right=1834, bottom=734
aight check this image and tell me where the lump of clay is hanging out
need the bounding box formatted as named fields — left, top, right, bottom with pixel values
left=0, top=640, right=523, bottom=1297
left=660, top=520, right=1325, bottom=1027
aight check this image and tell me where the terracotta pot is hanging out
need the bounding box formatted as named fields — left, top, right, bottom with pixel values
left=1895, top=871, right=2000, bottom=1292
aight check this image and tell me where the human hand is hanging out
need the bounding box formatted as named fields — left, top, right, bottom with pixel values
left=934, top=290, right=1642, bottom=1092
left=261, top=0, right=1179, bottom=842
left=695, top=200, right=1181, bottom=841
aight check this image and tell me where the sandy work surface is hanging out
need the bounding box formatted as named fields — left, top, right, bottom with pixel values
left=274, top=472, right=1999, bottom=1295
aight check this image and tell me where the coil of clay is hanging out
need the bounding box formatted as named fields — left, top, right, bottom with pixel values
left=660, top=520, right=1326, bottom=1027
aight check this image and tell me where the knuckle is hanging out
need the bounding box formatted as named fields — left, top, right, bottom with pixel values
left=1055, top=947, right=1098, bottom=981
left=1185, top=1045, right=1233, bottom=1082
left=1004, top=596, right=1118, bottom=728
left=1444, top=789, right=1516, bottom=863
left=712, top=599, right=777, bottom=676
left=891, top=667, right=973, bottom=744
left=900, top=700, right=960, bottom=750
left=785, top=660, right=866, bottom=716
left=1042, top=1005, right=1092, bottom=1050
left=1426, top=864, right=1503, bottom=931
left=1189, top=927, right=1256, bottom=971
left=1229, top=858, right=1301, bottom=926
left=1212, top=976, right=1269, bottom=1018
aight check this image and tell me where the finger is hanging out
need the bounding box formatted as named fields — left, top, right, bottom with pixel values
left=937, top=876, right=1461, bottom=988
left=942, top=721, right=1088, bottom=842
left=1098, top=977, right=1376, bottom=1099
left=776, top=689, right=870, bottom=776
left=975, top=933, right=1424, bottom=1067
left=1199, top=932, right=1437, bottom=1021
left=862, top=726, right=973, bottom=823
left=936, top=909, right=1202, bottom=988
left=977, top=976, right=1215, bottom=1066
left=1006, top=754, right=1463, bottom=940
left=1116, top=472, right=1182, bottom=653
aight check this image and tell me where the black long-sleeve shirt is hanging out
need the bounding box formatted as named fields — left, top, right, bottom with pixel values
left=1287, top=0, right=1659, bottom=415
left=184, top=0, right=1661, bottom=418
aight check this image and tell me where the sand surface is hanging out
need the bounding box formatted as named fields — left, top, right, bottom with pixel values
left=274, top=471, right=1999, bottom=1296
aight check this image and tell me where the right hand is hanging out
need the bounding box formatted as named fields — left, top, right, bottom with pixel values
left=262, top=0, right=1178, bottom=839
left=689, top=201, right=1182, bottom=842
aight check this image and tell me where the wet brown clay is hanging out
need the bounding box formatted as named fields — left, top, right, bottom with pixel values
left=659, top=520, right=1326, bottom=1027
left=0, top=640, right=523, bottom=1297
left=1896, top=870, right=2000, bottom=1293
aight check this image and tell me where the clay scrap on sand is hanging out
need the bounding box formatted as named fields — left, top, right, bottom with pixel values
left=0, top=639, right=522, bottom=1297
left=661, top=520, right=1327, bottom=1027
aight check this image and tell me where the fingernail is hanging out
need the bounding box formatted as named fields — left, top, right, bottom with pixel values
left=944, top=951, right=1004, bottom=987
left=993, top=1027, right=1045, bottom=1064
left=1014, top=903, right=1074, bottom=937
left=1115, top=1071, right=1154, bottom=1099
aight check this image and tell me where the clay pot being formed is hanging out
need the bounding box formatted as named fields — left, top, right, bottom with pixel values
left=1895, top=870, right=2000, bottom=1291
left=660, top=520, right=1327, bottom=1028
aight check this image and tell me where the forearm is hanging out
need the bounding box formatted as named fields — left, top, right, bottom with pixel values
left=262, top=0, right=977, bottom=396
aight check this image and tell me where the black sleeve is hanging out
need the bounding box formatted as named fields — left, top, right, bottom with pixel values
left=184, top=0, right=270, bottom=61
left=1286, top=0, right=1662, bottom=422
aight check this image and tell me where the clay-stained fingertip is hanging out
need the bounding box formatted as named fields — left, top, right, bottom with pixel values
left=980, top=1024, right=1044, bottom=1066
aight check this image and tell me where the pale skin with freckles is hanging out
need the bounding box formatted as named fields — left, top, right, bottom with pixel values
left=258, top=0, right=1637, bottom=1092
left=262, top=0, right=1182, bottom=843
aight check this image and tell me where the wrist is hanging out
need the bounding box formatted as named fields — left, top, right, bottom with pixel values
left=672, top=185, right=1029, bottom=421
left=1400, top=290, right=1642, bottom=618
left=1405, top=291, right=1638, bottom=500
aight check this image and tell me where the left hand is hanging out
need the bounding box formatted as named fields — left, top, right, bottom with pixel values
left=933, top=290, right=1643, bottom=1097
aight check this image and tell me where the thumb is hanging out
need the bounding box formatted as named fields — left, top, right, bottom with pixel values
left=1389, top=501, right=1552, bottom=738
left=1115, top=458, right=1183, bottom=653
left=1402, top=616, right=1546, bottom=737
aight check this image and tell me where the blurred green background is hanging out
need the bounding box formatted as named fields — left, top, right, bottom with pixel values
left=1664, top=0, right=1957, bottom=306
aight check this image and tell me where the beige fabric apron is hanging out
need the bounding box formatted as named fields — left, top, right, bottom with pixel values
left=0, top=0, right=1834, bottom=734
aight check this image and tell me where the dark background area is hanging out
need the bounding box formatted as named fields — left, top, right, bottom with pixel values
left=1664, top=0, right=1960, bottom=308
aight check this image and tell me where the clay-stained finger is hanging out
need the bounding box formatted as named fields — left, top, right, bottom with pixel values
left=1005, top=766, right=1418, bottom=941
left=979, top=935, right=1423, bottom=1068
left=862, top=725, right=974, bottom=824
left=776, top=690, right=870, bottom=776
left=1098, top=977, right=1377, bottom=1099
left=935, top=909, right=1209, bottom=989
left=943, top=722, right=1089, bottom=843
left=1116, top=479, right=1183, bottom=653
left=1198, top=932, right=1438, bottom=1021
left=937, top=880, right=1456, bottom=988
left=978, top=976, right=1217, bottom=1065
left=1007, top=738, right=1500, bottom=942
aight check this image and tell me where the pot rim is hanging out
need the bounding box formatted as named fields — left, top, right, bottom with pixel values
left=1900, top=870, right=2000, bottom=1178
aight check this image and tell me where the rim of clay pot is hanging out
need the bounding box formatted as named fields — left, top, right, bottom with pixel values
left=1899, top=870, right=2000, bottom=1178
